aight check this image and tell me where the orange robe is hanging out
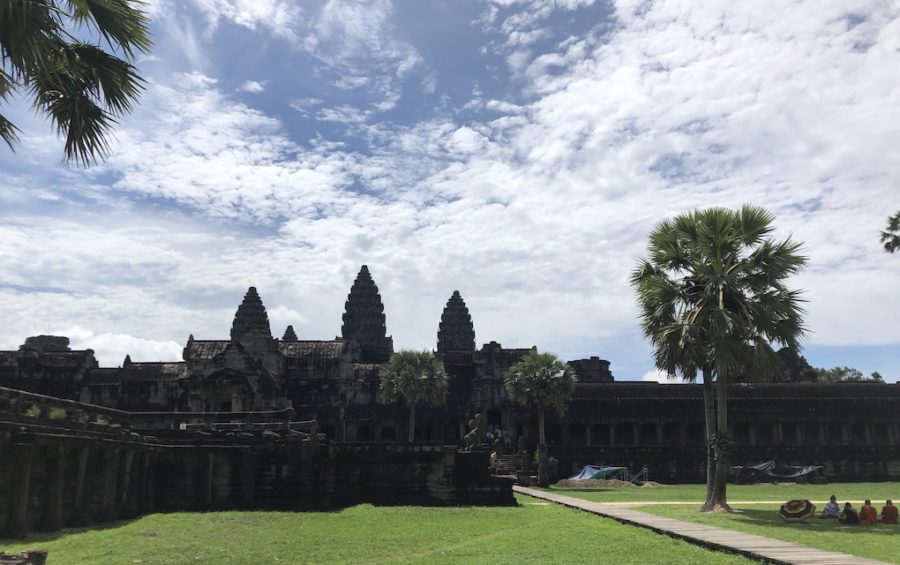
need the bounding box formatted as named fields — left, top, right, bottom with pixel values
left=882, top=505, right=898, bottom=525
left=859, top=505, right=878, bottom=524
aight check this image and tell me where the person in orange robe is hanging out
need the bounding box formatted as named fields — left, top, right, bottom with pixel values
left=881, top=500, right=898, bottom=525
left=859, top=499, right=878, bottom=524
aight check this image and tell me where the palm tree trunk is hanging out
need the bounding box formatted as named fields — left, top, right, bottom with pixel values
left=408, top=403, right=416, bottom=443
left=700, top=369, right=716, bottom=512
left=710, top=374, right=733, bottom=512
left=538, top=405, right=546, bottom=445
left=537, top=405, right=549, bottom=487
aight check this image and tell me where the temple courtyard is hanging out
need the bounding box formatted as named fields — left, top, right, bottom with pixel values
left=3, top=483, right=897, bottom=564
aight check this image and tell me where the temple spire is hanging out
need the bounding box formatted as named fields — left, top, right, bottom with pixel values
left=231, top=286, right=272, bottom=341
left=282, top=325, right=298, bottom=341
left=437, top=290, right=476, bottom=353
left=341, top=265, right=393, bottom=363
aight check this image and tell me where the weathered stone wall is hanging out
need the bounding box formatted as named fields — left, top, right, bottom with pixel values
left=0, top=387, right=513, bottom=539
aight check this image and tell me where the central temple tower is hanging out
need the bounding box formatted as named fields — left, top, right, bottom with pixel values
left=341, top=265, right=394, bottom=363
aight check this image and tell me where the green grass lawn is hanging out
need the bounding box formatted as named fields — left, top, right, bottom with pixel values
left=550, top=482, right=900, bottom=504
left=643, top=504, right=899, bottom=564
left=0, top=494, right=755, bottom=564
left=549, top=483, right=900, bottom=563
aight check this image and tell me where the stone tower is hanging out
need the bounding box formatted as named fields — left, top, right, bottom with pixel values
left=341, top=265, right=393, bottom=363
left=230, top=287, right=282, bottom=376
left=231, top=287, right=272, bottom=341
left=437, top=290, right=475, bottom=354
left=282, top=325, right=298, bottom=341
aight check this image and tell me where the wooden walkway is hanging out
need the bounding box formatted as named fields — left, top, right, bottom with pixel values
left=514, top=486, right=892, bottom=565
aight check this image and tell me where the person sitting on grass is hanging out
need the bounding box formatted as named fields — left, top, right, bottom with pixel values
left=838, top=502, right=859, bottom=524
left=860, top=500, right=878, bottom=525
left=819, top=495, right=840, bottom=519
left=881, top=500, right=898, bottom=525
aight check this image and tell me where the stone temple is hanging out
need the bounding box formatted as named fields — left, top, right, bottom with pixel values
left=2, top=265, right=899, bottom=487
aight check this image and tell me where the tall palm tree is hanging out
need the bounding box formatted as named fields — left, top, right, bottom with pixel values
left=881, top=211, right=900, bottom=254
left=379, top=350, right=448, bottom=442
left=505, top=350, right=576, bottom=487
left=1, top=0, right=151, bottom=165
left=631, top=205, right=806, bottom=512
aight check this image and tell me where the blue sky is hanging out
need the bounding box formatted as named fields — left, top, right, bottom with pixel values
left=1, top=0, right=898, bottom=382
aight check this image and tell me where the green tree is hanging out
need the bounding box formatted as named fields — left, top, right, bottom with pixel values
left=631, top=205, right=807, bottom=512
left=880, top=211, right=900, bottom=253
left=378, top=350, right=448, bottom=442
left=504, top=350, right=576, bottom=487
left=815, top=366, right=884, bottom=383
left=1, top=0, right=151, bottom=165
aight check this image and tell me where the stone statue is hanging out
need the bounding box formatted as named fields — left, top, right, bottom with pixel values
left=463, top=413, right=483, bottom=451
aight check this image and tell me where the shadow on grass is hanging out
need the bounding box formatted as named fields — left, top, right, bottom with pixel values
left=728, top=508, right=900, bottom=536
left=0, top=518, right=142, bottom=547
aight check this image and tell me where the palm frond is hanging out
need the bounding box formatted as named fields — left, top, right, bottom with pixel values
left=0, top=111, right=20, bottom=149
left=66, top=0, right=151, bottom=57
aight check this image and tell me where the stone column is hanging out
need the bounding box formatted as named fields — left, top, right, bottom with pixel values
left=609, top=423, right=616, bottom=447
left=864, top=424, right=872, bottom=446
left=818, top=423, right=826, bottom=446
left=200, top=451, right=215, bottom=509
left=585, top=424, right=592, bottom=447
left=121, top=450, right=137, bottom=517
left=679, top=423, right=687, bottom=447
left=6, top=443, right=35, bottom=538
left=774, top=423, right=783, bottom=445
left=242, top=451, right=258, bottom=507
left=41, top=444, right=66, bottom=532
left=73, top=446, right=92, bottom=526
left=144, top=452, right=157, bottom=514
left=99, top=448, right=119, bottom=522
left=632, top=423, right=640, bottom=447
left=748, top=425, right=757, bottom=447
left=656, top=423, right=664, bottom=446
left=841, top=423, right=850, bottom=446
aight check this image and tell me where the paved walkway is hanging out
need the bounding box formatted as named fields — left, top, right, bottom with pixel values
left=514, top=486, right=892, bottom=565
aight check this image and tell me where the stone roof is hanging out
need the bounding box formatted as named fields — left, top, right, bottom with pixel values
left=15, top=350, right=96, bottom=369
left=184, top=340, right=231, bottom=361
left=121, top=362, right=186, bottom=381
left=83, top=368, right=121, bottom=385
left=280, top=340, right=347, bottom=360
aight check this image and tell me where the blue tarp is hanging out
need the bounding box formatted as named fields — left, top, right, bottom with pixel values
left=567, top=465, right=628, bottom=481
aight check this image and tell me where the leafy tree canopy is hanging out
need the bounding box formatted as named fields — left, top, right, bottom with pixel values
left=504, top=350, right=576, bottom=416
left=881, top=211, right=900, bottom=254
left=378, top=349, right=448, bottom=408
left=0, top=0, right=151, bottom=165
left=815, top=366, right=885, bottom=383
left=631, top=205, right=808, bottom=383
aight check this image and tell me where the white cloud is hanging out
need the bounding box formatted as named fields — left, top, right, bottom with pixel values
left=61, top=326, right=184, bottom=365
left=641, top=370, right=678, bottom=384
left=190, top=0, right=301, bottom=39
left=2, top=1, right=899, bottom=381
left=238, top=80, right=267, bottom=93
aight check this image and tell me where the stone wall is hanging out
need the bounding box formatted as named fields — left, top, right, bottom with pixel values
left=0, top=387, right=513, bottom=539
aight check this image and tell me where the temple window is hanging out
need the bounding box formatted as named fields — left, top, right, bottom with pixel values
left=638, top=423, right=656, bottom=446
left=567, top=424, right=586, bottom=446
left=591, top=424, right=610, bottom=446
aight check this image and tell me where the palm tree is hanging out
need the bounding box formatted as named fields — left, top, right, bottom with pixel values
left=1, top=0, right=151, bottom=165
left=379, top=350, right=448, bottom=442
left=881, top=211, right=900, bottom=253
left=505, top=350, right=577, bottom=487
left=631, top=205, right=806, bottom=512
